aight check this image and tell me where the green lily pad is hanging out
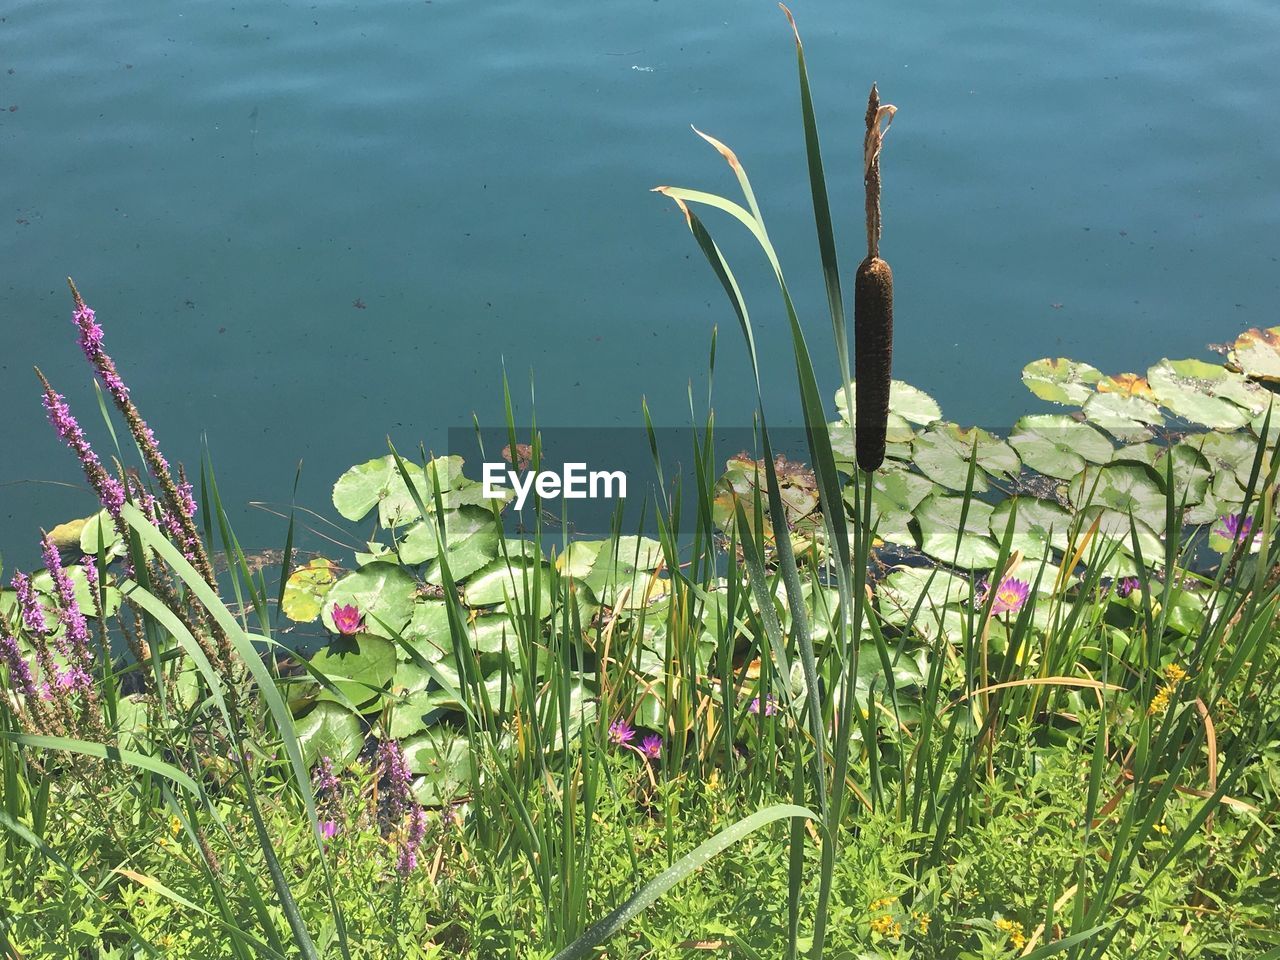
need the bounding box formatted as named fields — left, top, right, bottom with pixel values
left=31, top=563, right=120, bottom=619
left=1147, top=359, right=1256, bottom=429
left=1077, top=506, right=1165, bottom=566
left=403, top=728, right=474, bottom=806
left=308, top=634, right=397, bottom=710
left=1082, top=392, right=1162, bottom=443
left=79, top=511, right=123, bottom=558
left=912, top=493, right=999, bottom=569
left=834, top=379, right=941, bottom=427
left=1021, top=358, right=1102, bottom=405
left=400, top=601, right=453, bottom=662
left=1008, top=415, right=1113, bottom=480
left=294, top=701, right=365, bottom=768
left=400, top=505, right=501, bottom=576
left=1179, top=431, right=1259, bottom=488
left=988, top=497, right=1073, bottom=559
left=851, top=465, right=935, bottom=546
left=281, top=558, right=340, bottom=623
left=911, top=423, right=1020, bottom=493
left=463, top=558, right=549, bottom=608
left=320, top=561, right=417, bottom=638
left=556, top=540, right=605, bottom=579
left=877, top=565, right=972, bottom=626
left=1067, top=460, right=1168, bottom=530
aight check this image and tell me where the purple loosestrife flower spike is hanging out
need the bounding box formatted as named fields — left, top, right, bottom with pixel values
left=608, top=719, right=636, bottom=747
left=375, top=739, right=412, bottom=820
left=41, top=534, right=94, bottom=692
left=37, top=372, right=126, bottom=519
left=11, top=573, right=48, bottom=636
left=0, top=626, right=39, bottom=700
left=314, top=755, right=341, bottom=795
left=639, top=734, right=662, bottom=759
left=330, top=603, right=363, bottom=636
left=396, top=807, right=427, bottom=876
left=749, top=694, right=780, bottom=717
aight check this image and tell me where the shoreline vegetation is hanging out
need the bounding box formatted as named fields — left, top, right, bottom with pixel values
left=3, top=9, right=1279, bottom=959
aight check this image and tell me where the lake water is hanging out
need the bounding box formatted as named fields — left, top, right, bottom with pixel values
left=3, top=0, right=1279, bottom=565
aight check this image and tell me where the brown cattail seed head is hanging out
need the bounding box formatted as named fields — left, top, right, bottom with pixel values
left=854, top=255, right=894, bottom=472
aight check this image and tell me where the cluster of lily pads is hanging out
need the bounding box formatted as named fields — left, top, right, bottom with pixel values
left=270, top=326, right=1277, bottom=804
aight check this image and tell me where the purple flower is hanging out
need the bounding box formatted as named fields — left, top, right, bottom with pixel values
left=396, top=807, right=427, bottom=876
left=331, top=603, right=362, bottom=636
left=1114, top=576, right=1141, bottom=599
left=10, top=573, right=48, bottom=636
left=375, top=739, right=412, bottom=820
left=976, top=576, right=1030, bottom=615
left=314, top=755, right=341, bottom=795
left=41, top=534, right=94, bottom=693
left=608, top=719, right=636, bottom=747
left=639, top=734, right=663, bottom=759
left=1214, top=513, right=1261, bottom=548
left=319, top=819, right=340, bottom=840
left=749, top=694, right=779, bottom=717
left=0, top=629, right=39, bottom=700
left=38, top=377, right=126, bottom=518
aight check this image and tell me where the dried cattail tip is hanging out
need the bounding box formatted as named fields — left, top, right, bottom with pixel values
left=854, top=255, right=894, bottom=472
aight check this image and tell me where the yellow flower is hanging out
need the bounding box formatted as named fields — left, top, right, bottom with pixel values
left=1153, top=820, right=1170, bottom=835
left=1163, top=662, right=1188, bottom=684
left=996, top=918, right=1027, bottom=950
left=1148, top=684, right=1174, bottom=716
left=914, top=911, right=931, bottom=935
left=870, top=914, right=901, bottom=939
left=169, top=815, right=182, bottom=838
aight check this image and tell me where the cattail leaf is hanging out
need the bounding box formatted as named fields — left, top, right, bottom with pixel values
left=1021, top=358, right=1103, bottom=405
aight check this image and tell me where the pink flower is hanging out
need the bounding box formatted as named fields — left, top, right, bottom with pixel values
left=749, top=694, right=779, bottom=717
left=976, top=576, right=1030, bottom=615
left=639, top=734, right=662, bottom=759
left=608, top=719, right=636, bottom=747
left=331, top=603, right=362, bottom=636
left=320, top=820, right=340, bottom=840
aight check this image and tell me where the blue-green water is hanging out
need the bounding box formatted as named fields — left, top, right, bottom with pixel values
left=3, top=0, right=1279, bottom=563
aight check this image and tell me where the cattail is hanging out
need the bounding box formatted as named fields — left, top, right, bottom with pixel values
left=854, top=84, right=896, bottom=473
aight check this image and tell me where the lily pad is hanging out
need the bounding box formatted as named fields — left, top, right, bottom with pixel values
left=854, top=465, right=935, bottom=545
left=1008, top=415, right=1113, bottom=480
left=1147, top=359, right=1256, bottom=429
left=1097, top=373, right=1158, bottom=401
left=834, top=380, right=941, bottom=427
left=1021, top=358, right=1102, bottom=405
left=404, top=728, right=474, bottom=805
left=1082, top=392, right=1163, bottom=443
left=988, top=497, right=1073, bottom=559
left=1067, top=460, right=1168, bottom=530
left=912, top=493, right=999, bottom=569
left=78, top=511, right=123, bottom=558
left=400, top=601, right=452, bottom=662
left=307, top=633, right=397, bottom=710
left=1226, top=326, right=1280, bottom=384
left=463, top=558, right=551, bottom=609
left=320, top=561, right=417, bottom=638
left=400, top=505, right=501, bottom=574
left=294, top=701, right=365, bottom=768
left=282, top=558, right=340, bottom=623
left=911, top=423, right=1020, bottom=493
left=1179, top=431, right=1259, bottom=488
left=877, top=565, right=972, bottom=626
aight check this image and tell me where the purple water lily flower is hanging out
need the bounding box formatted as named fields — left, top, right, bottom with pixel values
left=608, top=719, right=636, bottom=747
left=1115, top=576, right=1141, bottom=599
left=977, top=576, right=1030, bottom=615
left=749, top=694, right=779, bottom=717
left=639, top=734, right=663, bottom=759
left=1214, top=513, right=1261, bottom=548
left=331, top=603, right=363, bottom=636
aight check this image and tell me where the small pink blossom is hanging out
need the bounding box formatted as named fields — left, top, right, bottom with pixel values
left=330, top=603, right=362, bottom=636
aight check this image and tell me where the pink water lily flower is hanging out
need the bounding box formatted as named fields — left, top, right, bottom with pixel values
left=330, top=603, right=362, bottom=635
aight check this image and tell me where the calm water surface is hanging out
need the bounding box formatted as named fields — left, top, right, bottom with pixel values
left=3, top=0, right=1279, bottom=562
